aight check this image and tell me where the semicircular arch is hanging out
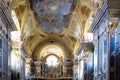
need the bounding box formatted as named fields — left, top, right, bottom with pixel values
left=32, top=39, right=72, bottom=60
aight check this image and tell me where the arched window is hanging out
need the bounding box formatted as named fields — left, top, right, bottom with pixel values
left=46, top=55, right=58, bottom=67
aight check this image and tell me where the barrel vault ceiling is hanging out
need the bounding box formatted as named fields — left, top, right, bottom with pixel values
left=10, top=0, right=94, bottom=59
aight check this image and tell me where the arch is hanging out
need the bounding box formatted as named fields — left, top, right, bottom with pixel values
left=32, top=38, right=72, bottom=60
left=43, top=54, right=61, bottom=61
left=40, top=44, right=63, bottom=58
left=46, top=55, right=58, bottom=67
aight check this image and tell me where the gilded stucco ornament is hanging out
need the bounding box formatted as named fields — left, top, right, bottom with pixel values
left=10, top=0, right=94, bottom=60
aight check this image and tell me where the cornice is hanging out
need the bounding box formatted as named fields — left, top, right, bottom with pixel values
left=88, top=0, right=108, bottom=32
left=0, top=1, right=17, bottom=31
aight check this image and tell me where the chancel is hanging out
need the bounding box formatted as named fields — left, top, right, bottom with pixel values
left=0, top=0, right=120, bottom=80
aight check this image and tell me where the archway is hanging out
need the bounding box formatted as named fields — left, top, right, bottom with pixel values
left=30, top=42, right=74, bottom=79
left=46, top=55, right=58, bottom=67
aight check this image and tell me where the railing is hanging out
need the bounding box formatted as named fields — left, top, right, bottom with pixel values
left=31, top=77, right=73, bottom=80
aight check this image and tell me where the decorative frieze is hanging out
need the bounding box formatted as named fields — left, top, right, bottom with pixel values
left=89, top=0, right=108, bottom=32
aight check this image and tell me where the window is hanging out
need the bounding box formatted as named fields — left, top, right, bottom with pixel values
left=46, top=55, right=58, bottom=67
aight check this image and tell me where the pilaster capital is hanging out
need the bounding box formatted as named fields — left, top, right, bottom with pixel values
left=108, top=17, right=119, bottom=33
left=26, top=58, right=32, bottom=64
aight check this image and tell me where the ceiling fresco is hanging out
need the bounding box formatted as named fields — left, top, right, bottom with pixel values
left=29, top=0, right=77, bottom=33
